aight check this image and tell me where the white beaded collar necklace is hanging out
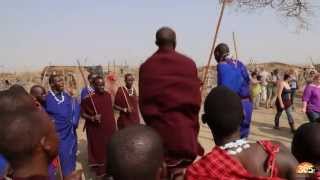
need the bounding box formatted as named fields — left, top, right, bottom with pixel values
left=49, top=89, right=65, bottom=104
left=220, top=139, right=250, bottom=155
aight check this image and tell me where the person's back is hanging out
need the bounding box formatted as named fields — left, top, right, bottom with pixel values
left=107, top=125, right=165, bottom=180
left=139, top=27, right=204, bottom=178
left=236, top=142, right=297, bottom=178
left=185, top=86, right=298, bottom=180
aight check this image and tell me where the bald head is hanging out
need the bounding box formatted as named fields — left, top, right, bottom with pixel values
left=30, top=85, right=47, bottom=105
left=107, top=125, right=164, bottom=180
left=155, top=27, right=176, bottom=49
left=0, top=109, right=57, bottom=166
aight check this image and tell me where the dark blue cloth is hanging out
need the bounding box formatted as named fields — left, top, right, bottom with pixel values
left=0, top=155, right=7, bottom=177
left=307, top=111, right=320, bottom=122
left=45, top=92, right=80, bottom=176
left=217, top=58, right=253, bottom=138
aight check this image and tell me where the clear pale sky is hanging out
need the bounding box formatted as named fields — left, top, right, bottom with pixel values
left=1, top=0, right=319, bottom=71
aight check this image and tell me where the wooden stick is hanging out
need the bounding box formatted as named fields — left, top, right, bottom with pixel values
left=77, top=60, right=98, bottom=114
left=57, top=157, right=63, bottom=180
left=120, top=86, right=132, bottom=112
left=201, top=0, right=228, bottom=91
left=41, top=66, right=49, bottom=86
left=232, top=32, right=238, bottom=59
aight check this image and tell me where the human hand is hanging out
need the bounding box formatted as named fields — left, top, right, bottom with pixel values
left=123, top=108, right=132, bottom=114
left=92, top=114, right=101, bottom=123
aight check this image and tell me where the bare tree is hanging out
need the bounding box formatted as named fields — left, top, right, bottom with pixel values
left=225, top=0, right=317, bottom=30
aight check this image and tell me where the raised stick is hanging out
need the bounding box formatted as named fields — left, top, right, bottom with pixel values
left=201, top=0, right=228, bottom=91
left=77, top=60, right=98, bottom=114
left=57, top=157, right=63, bottom=180
left=233, top=31, right=238, bottom=59
left=41, top=66, right=49, bottom=86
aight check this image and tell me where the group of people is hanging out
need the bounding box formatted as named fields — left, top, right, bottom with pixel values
left=0, top=71, right=141, bottom=179
left=250, top=68, right=298, bottom=110
left=250, top=66, right=320, bottom=133
left=0, top=26, right=320, bottom=180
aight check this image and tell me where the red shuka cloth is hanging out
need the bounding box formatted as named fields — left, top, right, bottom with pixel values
left=185, top=140, right=282, bottom=180
left=81, top=92, right=116, bottom=175
left=139, top=49, right=204, bottom=165
left=114, top=87, right=140, bottom=130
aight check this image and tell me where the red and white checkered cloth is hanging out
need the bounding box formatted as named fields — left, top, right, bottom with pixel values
left=185, top=140, right=283, bottom=180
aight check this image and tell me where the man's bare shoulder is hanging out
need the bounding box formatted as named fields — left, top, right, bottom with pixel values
left=269, top=140, right=298, bottom=180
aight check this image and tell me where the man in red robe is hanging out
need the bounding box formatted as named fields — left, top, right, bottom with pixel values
left=81, top=76, right=116, bottom=178
left=139, top=27, right=204, bottom=178
left=114, top=73, right=140, bottom=130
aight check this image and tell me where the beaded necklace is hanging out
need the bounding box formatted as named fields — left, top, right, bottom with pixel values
left=220, top=139, right=250, bottom=155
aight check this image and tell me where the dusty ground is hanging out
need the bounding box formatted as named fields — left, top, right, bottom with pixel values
left=75, top=100, right=308, bottom=179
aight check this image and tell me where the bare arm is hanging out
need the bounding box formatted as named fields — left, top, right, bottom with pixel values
left=251, top=79, right=261, bottom=85
left=80, top=110, right=94, bottom=121
left=302, top=101, right=308, bottom=113
left=272, top=141, right=298, bottom=180
left=114, top=104, right=128, bottom=113
left=80, top=109, right=101, bottom=123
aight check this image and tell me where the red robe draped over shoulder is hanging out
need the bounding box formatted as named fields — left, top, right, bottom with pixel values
left=114, top=87, right=140, bottom=129
left=81, top=92, right=116, bottom=176
left=139, top=49, right=204, bottom=165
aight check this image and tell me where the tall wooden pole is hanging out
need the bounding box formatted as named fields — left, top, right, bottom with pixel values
left=233, top=32, right=238, bottom=59
left=41, top=66, right=49, bottom=86
left=201, top=0, right=228, bottom=91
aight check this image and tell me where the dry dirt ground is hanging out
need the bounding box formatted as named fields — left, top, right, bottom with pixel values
left=75, top=100, right=308, bottom=179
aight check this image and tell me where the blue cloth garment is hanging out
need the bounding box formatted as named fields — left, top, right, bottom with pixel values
left=217, top=58, right=253, bottom=138
left=0, top=155, right=7, bottom=177
left=45, top=91, right=80, bottom=176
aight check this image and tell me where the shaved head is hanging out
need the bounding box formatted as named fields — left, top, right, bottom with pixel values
left=214, top=43, right=230, bottom=63
left=203, top=86, right=243, bottom=145
left=0, top=109, right=57, bottom=166
left=155, top=27, right=176, bottom=48
left=0, top=110, right=45, bottom=161
left=107, top=125, right=164, bottom=180
left=30, top=85, right=47, bottom=105
left=292, top=123, right=320, bottom=164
